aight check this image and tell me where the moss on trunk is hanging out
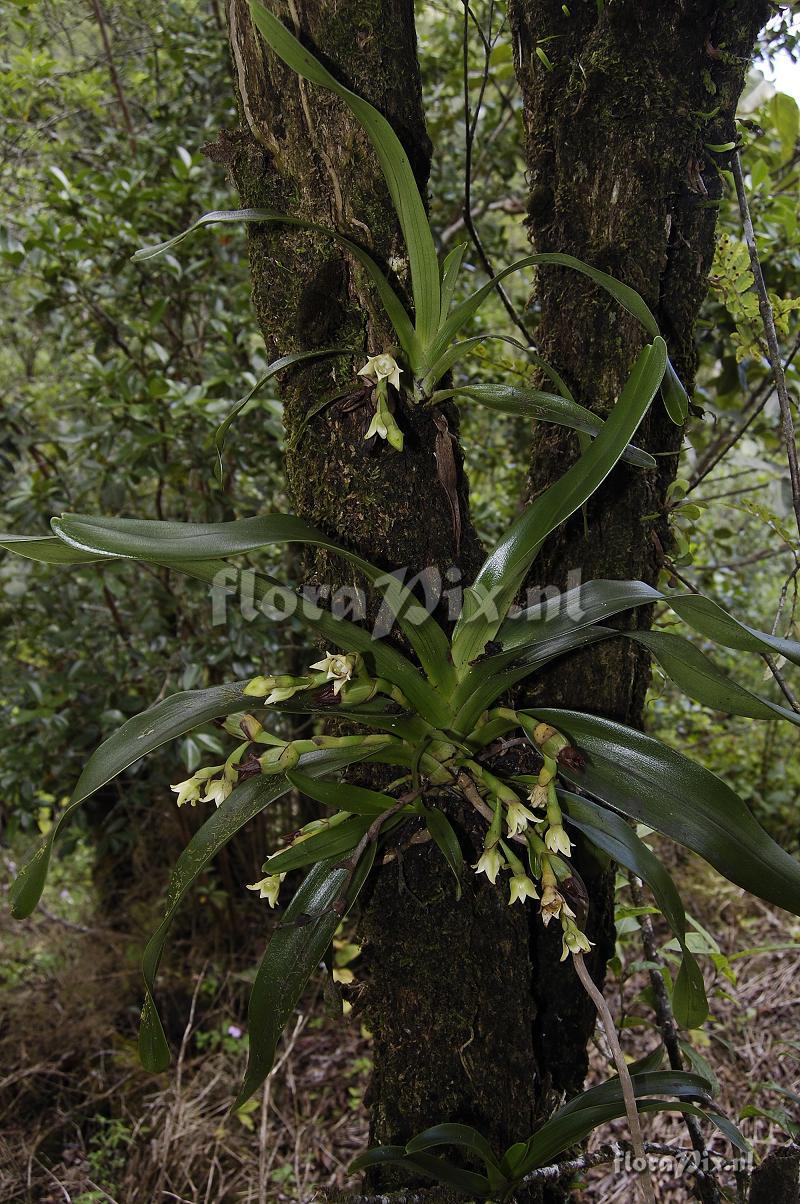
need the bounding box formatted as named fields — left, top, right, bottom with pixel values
left=508, top=0, right=769, bottom=1112
left=223, top=2, right=537, bottom=1194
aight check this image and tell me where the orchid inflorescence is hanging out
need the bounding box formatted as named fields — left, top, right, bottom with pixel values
left=171, top=652, right=595, bottom=960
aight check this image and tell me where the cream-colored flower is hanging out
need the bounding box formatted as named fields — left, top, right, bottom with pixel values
left=204, top=776, right=233, bottom=807
left=358, top=352, right=402, bottom=390
left=365, top=405, right=388, bottom=441
left=170, top=765, right=221, bottom=807
left=506, top=799, right=537, bottom=837
left=560, top=918, right=594, bottom=961
left=540, top=884, right=575, bottom=926
left=508, top=873, right=539, bottom=906
left=265, top=684, right=304, bottom=705
left=527, top=784, right=549, bottom=811
left=309, top=651, right=357, bottom=695
left=244, top=675, right=277, bottom=698
left=474, top=847, right=503, bottom=884
left=170, top=776, right=202, bottom=808
left=246, top=873, right=285, bottom=907
left=544, top=823, right=573, bottom=858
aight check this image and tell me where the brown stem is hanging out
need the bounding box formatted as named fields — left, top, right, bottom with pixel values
left=732, top=151, right=800, bottom=541
left=88, top=0, right=137, bottom=153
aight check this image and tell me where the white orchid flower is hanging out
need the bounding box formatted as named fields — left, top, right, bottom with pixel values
left=358, top=352, right=402, bottom=390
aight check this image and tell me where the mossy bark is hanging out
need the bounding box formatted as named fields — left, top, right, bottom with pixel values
left=508, top=0, right=769, bottom=1109
left=223, top=2, right=536, bottom=1195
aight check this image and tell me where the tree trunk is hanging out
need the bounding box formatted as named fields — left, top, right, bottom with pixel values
left=222, top=1, right=538, bottom=1193
left=220, top=0, right=770, bottom=1197
left=508, top=0, right=769, bottom=1103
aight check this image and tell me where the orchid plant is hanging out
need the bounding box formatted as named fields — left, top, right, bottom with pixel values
left=3, top=3, right=800, bottom=1198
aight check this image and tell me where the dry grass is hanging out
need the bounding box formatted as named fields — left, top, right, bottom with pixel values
left=580, top=848, right=800, bottom=1202
left=1, top=841, right=798, bottom=1203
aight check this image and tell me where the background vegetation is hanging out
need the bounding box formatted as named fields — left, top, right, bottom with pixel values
left=1, top=2, right=799, bottom=1200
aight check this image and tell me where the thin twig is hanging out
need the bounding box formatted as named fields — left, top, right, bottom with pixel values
left=88, top=0, right=136, bottom=153
left=689, top=331, right=800, bottom=493
left=732, top=151, right=800, bottom=540
left=461, top=1, right=533, bottom=343
left=628, top=877, right=721, bottom=1204
left=571, top=952, right=656, bottom=1204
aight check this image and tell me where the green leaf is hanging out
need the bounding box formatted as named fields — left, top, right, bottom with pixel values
left=628, top=629, right=800, bottom=727
left=529, top=708, right=800, bottom=917
left=406, top=1123, right=502, bottom=1171
left=0, top=533, right=107, bottom=564
left=405, top=1122, right=508, bottom=1190
left=139, top=743, right=385, bottom=1073
left=560, top=791, right=707, bottom=1027
left=430, top=252, right=660, bottom=367
left=771, top=92, right=800, bottom=162
left=246, top=2, right=440, bottom=350
left=497, top=578, right=661, bottom=652
left=439, top=242, right=467, bottom=324
left=450, top=339, right=666, bottom=671
left=235, top=843, right=377, bottom=1106
left=133, top=207, right=416, bottom=360
left=673, top=954, right=709, bottom=1031
left=662, top=359, right=690, bottom=423
left=497, top=577, right=800, bottom=667
left=436, top=383, right=655, bottom=467
left=453, top=626, right=614, bottom=736
left=214, top=348, right=346, bottom=481
left=287, top=769, right=409, bottom=816
left=422, top=808, right=463, bottom=900
left=52, top=511, right=455, bottom=700
left=422, top=332, right=571, bottom=398
left=517, top=1071, right=713, bottom=1173
left=10, top=680, right=251, bottom=919
left=349, top=1146, right=491, bottom=1196
left=261, top=815, right=373, bottom=875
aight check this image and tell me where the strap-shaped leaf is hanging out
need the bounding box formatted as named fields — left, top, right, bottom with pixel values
left=425, top=249, right=687, bottom=421
left=518, top=1071, right=714, bottom=1173
left=406, top=1122, right=507, bottom=1191
left=261, top=814, right=373, bottom=875
left=498, top=577, right=800, bottom=667
left=246, top=1, right=440, bottom=351
left=133, top=207, right=416, bottom=359
left=10, top=680, right=251, bottom=919
left=498, top=578, right=661, bottom=652
left=287, top=769, right=412, bottom=816
left=528, top=708, right=800, bottom=916
left=662, top=359, right=690, bottom=423
left=666, top=592, right=800, bottom=666
left=139, top=742, right=388, bottom=1074
left=349, top=1145, right=491, bottom=1196
left=628, top=629, right=800, bottom=727
left=439, top=243, right=468, bottom=327
left=235, top=841, right=378, bottom=1107
left=52, top=511, right=455, bottom=697
left=423, top=332, right=571, bottom=398
left=437, top=383, right=655, bottom=467
left=561, top=792, right=707, bottom=1028
left=422, top=807, right=464, bottom=900
left=46, top=528, right=436, bottom=717
left=185, top=561, right=451, bottom=728
left=406, top=1122, right=502, bottom=1172
left=450, top=339, right=666, bottom=672
left=0, top=533, right=106, bottom=564
left=453, top=627, right=615, bottom=737
left=214, top=347, right=346, bottom=480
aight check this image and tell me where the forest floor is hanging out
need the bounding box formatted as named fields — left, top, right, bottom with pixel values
left=0, top=838, right=798, bottom=1204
